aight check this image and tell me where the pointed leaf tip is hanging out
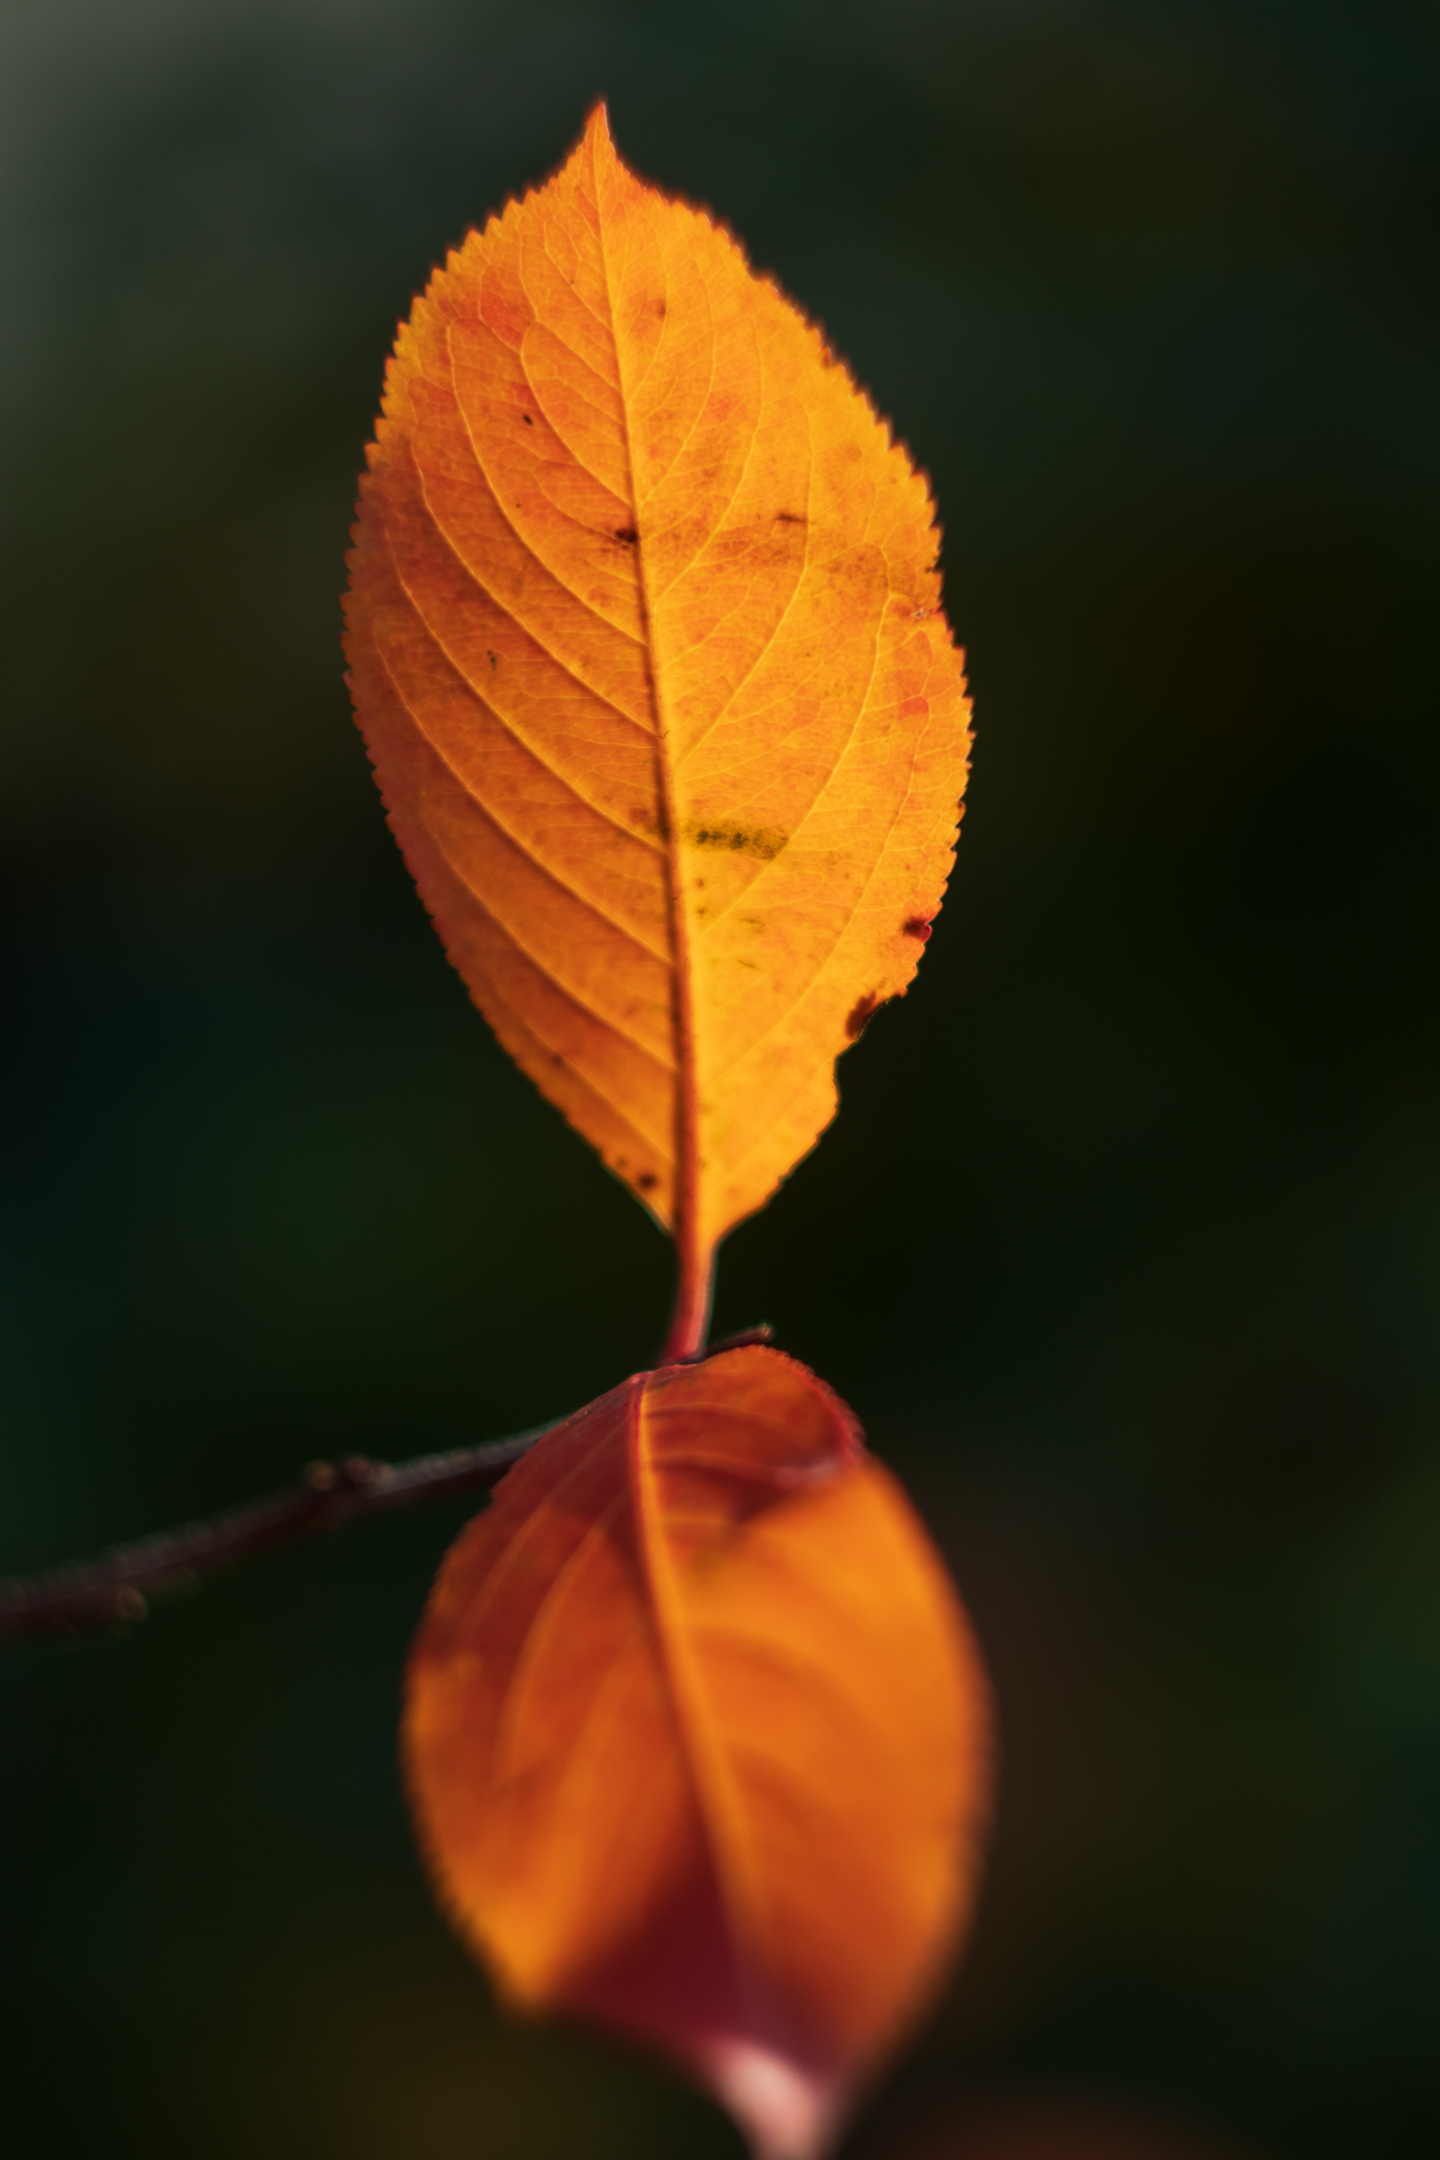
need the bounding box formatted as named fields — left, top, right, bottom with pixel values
left=403, top=1349, right=993, bottom=2157
left=705, top=2038, right=842, bottom=2160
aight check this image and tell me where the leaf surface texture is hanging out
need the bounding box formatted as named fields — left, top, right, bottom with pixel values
left=404, top=1347, right=992, bottom=2160
left=344, top=108, right=971, bottom=1279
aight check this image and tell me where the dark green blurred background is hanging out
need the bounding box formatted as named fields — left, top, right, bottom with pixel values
left=2, top=2, right=1436, bottom=2155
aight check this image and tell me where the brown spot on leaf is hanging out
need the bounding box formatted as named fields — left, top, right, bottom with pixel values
left=776, top=511, right=807, bottom=526
left=522, top=412, right=533, bottom=425
left=688, top=819, right=788, bottom=861
left=614, top=526, right=637, bottom=545
left=845, top=992, right=880, bottom=1040
left=486, top=649, right=498, bottom=671
left=902, top=915, right=932, bottom=941
left=637, top=1170, right=659, bottom=1192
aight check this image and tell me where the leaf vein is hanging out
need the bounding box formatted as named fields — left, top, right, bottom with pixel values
left=373, top=619, right=672, bottom=971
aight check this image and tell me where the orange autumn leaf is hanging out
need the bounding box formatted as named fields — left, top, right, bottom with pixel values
left=343, top=107, right=971, bottom=1351
left=403, top=1346, right=993, bottom=2160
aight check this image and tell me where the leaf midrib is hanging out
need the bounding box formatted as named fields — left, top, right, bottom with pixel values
left=588, top=127, right=705, bottom=1293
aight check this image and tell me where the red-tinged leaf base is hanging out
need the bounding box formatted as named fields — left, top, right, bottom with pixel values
left=403, top=1347, right=993, bottom=2159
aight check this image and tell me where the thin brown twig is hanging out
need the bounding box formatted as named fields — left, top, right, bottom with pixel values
left=0, top=1327, right=775, bottom=1649
left=0, top=1422, right=558, bottom=1646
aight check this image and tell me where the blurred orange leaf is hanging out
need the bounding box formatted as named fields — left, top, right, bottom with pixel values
left=404, top=1346, right=992, bottom=2160
left=344, top=107, right=971, bottom=1352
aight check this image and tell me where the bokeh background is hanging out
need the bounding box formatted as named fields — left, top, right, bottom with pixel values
left=2, top=2, right=1437, bottom=2155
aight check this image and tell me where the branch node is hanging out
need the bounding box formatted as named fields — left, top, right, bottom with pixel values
left=0, top=1416, right=558, bottom=1646
left=677, top=1323, right=775, bottom=1364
